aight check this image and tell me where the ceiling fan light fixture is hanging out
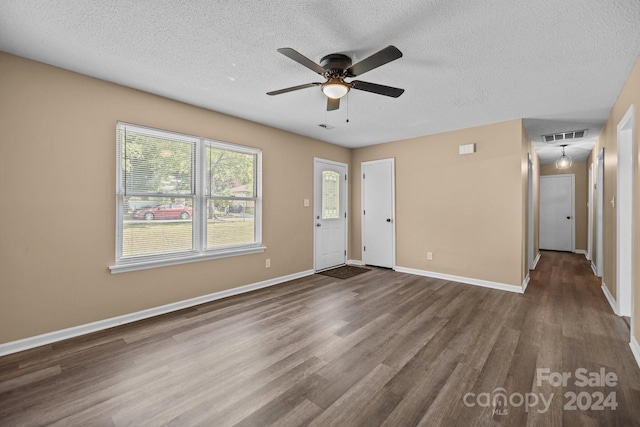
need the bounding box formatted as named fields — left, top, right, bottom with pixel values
left=268, top=46, right=404, bottom=110
left=555, top=145, right=573, bottom=169
left=322, top=80, right=349, bottom=99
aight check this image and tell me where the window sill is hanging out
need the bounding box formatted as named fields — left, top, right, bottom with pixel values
left=109, top=246, right=266, bottom=274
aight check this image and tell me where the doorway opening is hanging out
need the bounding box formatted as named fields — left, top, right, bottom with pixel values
left=616, top=105, right=634, bottom=320
left=528, top=154, right=535, bottom=270
left=588, top=163, right=593, bottom=263
left=596, top=149, right=604, bottom=277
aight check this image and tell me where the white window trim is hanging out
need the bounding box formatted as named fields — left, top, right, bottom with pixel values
left=110, top=122, right=264, bottom=274
left=109, top=246, right=266, bottom=274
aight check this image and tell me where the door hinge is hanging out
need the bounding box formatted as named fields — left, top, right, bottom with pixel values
left=363, top=246, right=366, bottom=251
left=363, top=210, right=366, bottom=215
left=345, top=250, right=347, bottom=256
left=345, top=174, right=347, bottom=181
left=363, top=173, right=365, bottom=179
left=344, top=212, right=347, bottom=218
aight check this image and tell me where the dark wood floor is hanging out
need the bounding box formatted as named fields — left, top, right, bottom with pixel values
left=1, top=251, right=639, bottom=426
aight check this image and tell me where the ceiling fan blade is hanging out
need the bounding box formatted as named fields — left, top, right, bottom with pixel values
left=346, top=45, right=403, bottom=77
left=277, top=48, right=326, bottom=75
left=351, top=80, right=404, bottom=98
left=327, top=97, right=340, bottom=111
left=267, top=82, right=321, bottom=96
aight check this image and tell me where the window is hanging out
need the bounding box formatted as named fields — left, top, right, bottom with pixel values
left=111, top=122, right=263, bottom=273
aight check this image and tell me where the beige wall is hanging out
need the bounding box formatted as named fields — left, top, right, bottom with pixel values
left=351, top=119, right=527, bottom=288
left=540, top=161, right=589, bottom=252
left=587, top=55, right=640, bottom=344
left=0, top=52, right=350, bottom=343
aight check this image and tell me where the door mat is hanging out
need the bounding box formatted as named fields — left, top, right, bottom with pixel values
left=317, top=265, right=371, bottom=279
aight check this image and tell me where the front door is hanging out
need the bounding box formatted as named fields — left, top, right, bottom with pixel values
left=362, top=159, right=395, bottom=268
left=314, top=159, right=347, bottom=271
left=540, top=175, right=574, bottom=252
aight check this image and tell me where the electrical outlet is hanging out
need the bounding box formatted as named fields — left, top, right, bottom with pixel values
left=427, top=252, right=433, bottom=261
left=265, top=258, right=271, bottom=268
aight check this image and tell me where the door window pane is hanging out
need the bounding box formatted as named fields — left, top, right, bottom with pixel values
left=322, top=170, right=340, bottom=219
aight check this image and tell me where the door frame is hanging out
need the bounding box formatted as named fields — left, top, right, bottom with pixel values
left=313, top=157, right=348, bottom=272
left=527, top=153, right=535, bottom=270
left=539, top=174, right=575, bottom=252
left=361, top=158, right=396, bottom=269
left=616, top=104, right=634, bottom=319
left=588, top=163, right=593, bottom=262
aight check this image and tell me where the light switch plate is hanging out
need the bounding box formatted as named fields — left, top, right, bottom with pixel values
left=459, top=143, right=476, bottom=155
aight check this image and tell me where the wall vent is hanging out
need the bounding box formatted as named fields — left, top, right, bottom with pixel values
left=542, top=129, right=588, bottom=143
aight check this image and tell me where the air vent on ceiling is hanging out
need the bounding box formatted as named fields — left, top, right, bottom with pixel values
left=318, top=123, right=335, bottom=130
left=542, top=129, right=588, bottom=143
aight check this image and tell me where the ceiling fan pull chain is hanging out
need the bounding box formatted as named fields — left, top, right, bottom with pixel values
left=346, top=94, right=350, bottom=123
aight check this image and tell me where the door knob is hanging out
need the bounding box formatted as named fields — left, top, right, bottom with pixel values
left=386, top=218, right=392, bottom=222
left=316, top=223, right=321, bottom=227
left=566, top=216, right=571, bottom=220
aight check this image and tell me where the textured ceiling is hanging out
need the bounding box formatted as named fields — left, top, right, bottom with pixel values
left=1, top=1, right=640, bottom=161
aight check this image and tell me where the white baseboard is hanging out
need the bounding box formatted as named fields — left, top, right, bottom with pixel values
left=347, top=259, right=364, bottom=266
left=601, top=282, right=619, bottom=315
left=575, top=249, right=587, bottom=258
left=591, top=262, right=597, bottom=276
left=532, top=252, right=541, bottom=269
left=394, top=266, right=524, bottom=294
left=630, top=336, right=640, bottom=370
left=522, top=274, right=530, bottom=293
left=0, top=269, right=315, bottom=357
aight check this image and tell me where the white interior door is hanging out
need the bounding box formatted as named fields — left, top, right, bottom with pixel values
left=539, top=175, right=574, bottom=252
left=362, top=159, right=395, bottom=268
left=314, top=159, right=347, bottom=271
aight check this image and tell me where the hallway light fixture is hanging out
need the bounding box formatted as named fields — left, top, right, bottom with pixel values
left=555, top=144, right=573, bottom=169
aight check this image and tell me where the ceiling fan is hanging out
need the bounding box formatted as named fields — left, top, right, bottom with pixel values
left=267, top=45, right=405, bottom=111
